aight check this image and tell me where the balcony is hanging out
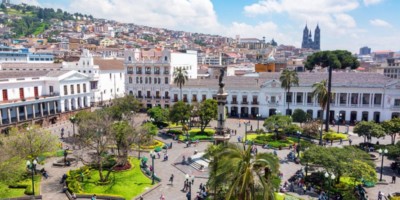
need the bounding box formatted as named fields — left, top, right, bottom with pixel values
left=127, top=71, right=133, bottom=75
left=251, top=101, right=259, bottom=105
left=136, top=71, right=142, bottom=74
left=183, top=99, right=188, bottom=103
left=136, top=95, right=143, bottom=99
left=192, top=99, right=198, bottom=103
left=173, top=98, right=178, bottom=102
left=164, top=96, right=170, bottom=99
left=241, top=101, right=248, bottom=105
left=164, top=71, right=170, bottom=74
left=154, top=71, right=160, bottom=75
left=155, top=96, right=161, bottom=99
left=267, top=101, right=279, bottom=106
left=145, top=96, right=152, bottom=99
left=145, top=71, right=151, bottom=74
left=231, top=101, right=238, bottom=105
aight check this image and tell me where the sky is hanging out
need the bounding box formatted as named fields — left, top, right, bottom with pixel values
left=13, top=0, right=400, bottom=53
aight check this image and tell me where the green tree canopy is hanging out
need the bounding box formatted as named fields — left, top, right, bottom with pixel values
left=169, top=101, right=191, bottom=127
left=198, top=99, right=218, bottom=133
left=304, top=50, right=359, bottom=71
left=302, top=146, right=375, bottom=183
left=147, top=106, right=169, bottom=124
left=382, top=118, right=400, bottom=145
left=263, top=115, right=292, bottom=131
left=353, top=121, right=385, bottom=142
left=106, top=96, right=142, bottom=120
left=292, top=109, right=307, bottom=126
left=110, top=120, right=136, bottom=166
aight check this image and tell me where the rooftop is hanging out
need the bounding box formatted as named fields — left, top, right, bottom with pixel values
left=93, top=58, right=124, bottom=70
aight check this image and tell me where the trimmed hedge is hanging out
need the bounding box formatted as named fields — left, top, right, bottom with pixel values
left=322, top=132, right=348, bottom=140
left=188, top=128, right=215, bottom=136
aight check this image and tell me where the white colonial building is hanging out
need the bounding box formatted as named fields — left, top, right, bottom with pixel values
left=0, top=70, right=91, bottom=129
left=124, top=48, right=198, bottom=108
left=62, top=49, right=125, bottom=106
left=167, top=72, right=400, bottom=123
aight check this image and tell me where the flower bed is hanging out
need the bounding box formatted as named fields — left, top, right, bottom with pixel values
left=139, top=140, right=165, bottom=150
left=322, top=132, right=348, bottom=140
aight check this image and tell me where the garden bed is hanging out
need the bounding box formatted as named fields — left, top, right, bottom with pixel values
left=0, top=175, right=41, bottom=198
left=67, top=158, right=152, bottom=200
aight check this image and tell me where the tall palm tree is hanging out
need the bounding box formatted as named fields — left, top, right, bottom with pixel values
left=311, top=79, right=329, bottom=145
left=279, top=69, right=299, bottom=115
left=208, top=143, right=279, bottom=200
left=173, top=67, right=188, bottom=101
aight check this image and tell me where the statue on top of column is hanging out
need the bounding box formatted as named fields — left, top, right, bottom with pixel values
left=219, top=68, right=225, bottom=88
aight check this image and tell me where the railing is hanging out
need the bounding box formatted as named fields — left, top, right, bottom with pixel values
left=145, top=96, right=152, bottom=99
left=164, top=96, right=170, bottom=99
left=164, top=71, right=169, bottom=74
left=251, top=101, right=259, bottom=105
left=145, top=71, right=151, bottom=74
left=173, top=99, right=178, bottom=102
left=241, top=101, right=248, bottom=105
left=183, top=99, right=188, bottom=102
left=231, top=101, right=238, bottom=105
left=154, top=71, right=160, bottom=75
left=155, top=96, right=161, bottom=99
left=136, top=71, right=142, bottom=74
left=192, top=99, right=197, bottom=102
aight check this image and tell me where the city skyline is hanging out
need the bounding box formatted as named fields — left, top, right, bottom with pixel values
left=12, top=0, right=400, bottom=53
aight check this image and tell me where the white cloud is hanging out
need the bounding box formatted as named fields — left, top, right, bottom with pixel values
left=60, top=0, right=221, bottom=34
left=370, top=19, right=392, bottom=27
left=363, top=0, right=383, bottom=6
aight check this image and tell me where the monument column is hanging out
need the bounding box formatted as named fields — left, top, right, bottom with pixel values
left=213, top=68, right=230, bottom=144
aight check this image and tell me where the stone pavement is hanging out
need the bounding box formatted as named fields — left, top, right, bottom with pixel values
left=39, top=116, right=400, bottom=200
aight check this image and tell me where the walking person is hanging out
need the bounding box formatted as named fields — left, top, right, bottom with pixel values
left=378, top=191, right=383, bottom=200
left=61, top=127, right=64, bottom=139
left=349, top=139, right=352, bottom=145
left=169, top=174, right=174, bottom=185
left=392, top=175, right=396, bottom=184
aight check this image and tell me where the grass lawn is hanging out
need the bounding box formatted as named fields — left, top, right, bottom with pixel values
left=32, top=23, right=48, bottom=36
left=0, top=175, right=41, bottom=198
left=5, top=8, right=34, bottom=16
left=80, top=159, right=152, bottom=199
left=247, top=133, right=314, bottom=148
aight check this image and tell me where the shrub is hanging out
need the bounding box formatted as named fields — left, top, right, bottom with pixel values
left=167, top=129, right=183, bottom=135
left=188, top=128, right=215, bottom=136
left=284, top=124, right=302, bottom=135
left=323, top=132, right=348, bottom=140
left=67, top=179, right=83, bottom=193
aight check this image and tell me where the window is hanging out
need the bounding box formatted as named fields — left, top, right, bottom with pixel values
left=147, top=91, right=151, bottom=98
left=34, top=86, right=39, bottom=97
left=271, top=96, right=276, bottom=103
left=136, top=77, right=139, bottom=84
left=140, top=77, right=143, bottom=84
left=339, top=93, right=347, bottom=104
left=362, top=94, right=370, bottom=105
left=165, top=91, right=169, bottom=98
left=164, top=56, right=168, bottom=61
left=165, top=77, right=169, bottom=84
left=154, top=78, right=157, bottom=84
left=128, top=56, right=132, bottom=61
left=70, top=85, right=74, bottom=94
left=202, top=95, right=207, bottom=101
left=83, top=84, right=87, bottom=93
left=138, top=91, right=142, bottom=97
left=286, top=92, right=292, bottom=103
left=158, top=78, right=161, bottom=84
left=64, top=85, right=68, bottom=95
left=394, top=99, right=400, bottom=106
left=374, top=94, right=382, bottom=105
left=49, top=86, right=54, bottom=94
left=307, top=93, right=313, bottom=103
left=296, top=93, right=303, bottom=103
left=2, top=89, right=8, bottom=101
left=145, top=77, right=148, bottom=84
left=77, top=84, right=81, bottom=94
left=129, top=77, right=132, bottom=84
left=149, top=78, right=152, bottom=84
left=19, top=88, right=24, bottom=99
left=110, top=73, right=112, bottom=79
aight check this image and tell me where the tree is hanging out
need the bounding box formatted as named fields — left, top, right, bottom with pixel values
left=198, top=99, right=218, bottom=133
left=173, top=67, right=188, bottom=100
left=169, top=101, right=191, bottom=126
left=263, top=115, right=292, bottom=140
left=353, top=121, right=385, bottom=142
left=110, top=120, right=136, bottom=166
left=311, top=79, right=329, bottom=145
left=142, top=122, right=158, bottom=142
left=106, top=95, right=142, bottom=120
left=75, top=110, right=115, bottom=182
left=7, top=125, right=59, bottom=160
left=292, top=109, right=307, bottom=126
left=302, top=146, right=375, bottom=184
left=382, top=118, right=400, bottom=145
left=279, top=69, right=299, bottom=115
left=302, top=120, right=322, bottom=137
left=305, top=50, right=360, bottom=133
left=147, top=107, right=169, bottom=124
left=208, top=143, right=279, bottom=200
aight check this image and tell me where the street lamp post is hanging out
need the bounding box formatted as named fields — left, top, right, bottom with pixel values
left=297, top=131, right=302, bottom=158
left=26, top=159, right=37, bottom=197
left=244, top=121, right=250, bottom=146
left=274, top=125, right=279, bottom=141
left=377, top=148, right=388, bottom=181
left=150, top=151, right=155, bottom=184
left=319, top=127, right=323, bottom=146
left=256, top=113, right=261, bottom=131
left=324, top=172, right=336, bottom=200
left=336, top=113, right=342, bottom=133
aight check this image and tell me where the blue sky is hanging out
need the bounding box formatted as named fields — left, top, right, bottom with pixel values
left=14, top=0, right=399, bottom=53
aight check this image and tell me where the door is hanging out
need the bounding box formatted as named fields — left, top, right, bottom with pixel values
left=19, top=88, right=24, bottom=99
left=34, top=87, right=39, bottom=97
left=2, top=89, right=8, bottom=101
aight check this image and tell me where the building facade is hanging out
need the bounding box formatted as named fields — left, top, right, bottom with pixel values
left=167, top=72, right=400, bottom=123
left=124, top=48, right=198, bottom=108
left=301, top=25, right=320, bottom=50
left=62, top=49, right=125, bottom=106
left=0, top=70, right=91, bottom=130
left=0, top=45, right=54, bottom=63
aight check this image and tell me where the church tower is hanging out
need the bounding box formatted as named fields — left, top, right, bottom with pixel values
left=301, top=25, right=309, bottom=49
left=314, top=24, right=320, bottom=50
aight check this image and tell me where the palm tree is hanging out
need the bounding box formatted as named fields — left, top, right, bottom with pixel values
left=279, top=69, right=299, bottom=115
left=208, top=143, right=279, bottom=200
left=173, top=67, right=188, bottom=101
left=311, top=79, right=329, bottom=145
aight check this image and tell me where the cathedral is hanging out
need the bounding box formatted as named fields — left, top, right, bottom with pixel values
left=301, top=24, right=320, bottom=50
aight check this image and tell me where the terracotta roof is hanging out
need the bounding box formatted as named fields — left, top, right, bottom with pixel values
left=93, top=58, right=124, bottom=70
left=1, top=63, right=62, bottom=69
left=0, top=70, right=69, bottom=79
